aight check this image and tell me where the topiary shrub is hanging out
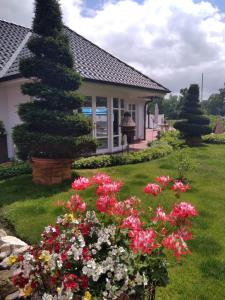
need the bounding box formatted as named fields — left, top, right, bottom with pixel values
left=0, top=120, right=5, bottom=136
left=13, top=0, right=96, bottom=160
left=174, top=84, right=211, bottom=145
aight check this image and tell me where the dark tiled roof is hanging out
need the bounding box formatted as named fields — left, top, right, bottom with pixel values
left=0, top=20, right=30, bottom=72
left=0, top=20, right=169, bottom=92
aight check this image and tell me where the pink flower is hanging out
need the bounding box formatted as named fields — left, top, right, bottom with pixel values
left=129, top=228, right=158, bottom=254
left=72, top=177, right=91, bottom=190
left=96, top=181, right=122, bottom=195
left=171, top=181, right=191, bottom=193
left=92, top=173, right=112, bottom=185
left=120, top=215, right=142, bottom=231
left=177, top=228, right=193, bottom=241
left=156, top=176, right=172, bottom=187
left=152, top=207, right=168, bottom=222
left=96, top=195, right=116, bottom=213
left=110, top=197, right=139, bottom=216
left=170, top=202, right=198, bottom=219
left=144, top=183, right=162, bottom=196
left=66, top=194, right=87, bottom=213
left=162, top=233, right=190, bottom=260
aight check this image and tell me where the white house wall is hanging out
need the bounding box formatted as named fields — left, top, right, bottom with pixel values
left=0, top=78, right=164, bottom=158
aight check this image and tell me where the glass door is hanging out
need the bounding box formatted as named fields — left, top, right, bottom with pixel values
left=113, top=98, right=125, bottom=149
left=96, top=97, right=109, bottom=150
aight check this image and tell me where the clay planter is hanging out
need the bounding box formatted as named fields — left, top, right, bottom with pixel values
left=31, top=157, right=73, bottom=185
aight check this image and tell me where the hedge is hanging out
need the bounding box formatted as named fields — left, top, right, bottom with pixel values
left=203, top=133, right=225, bottom=144
left=148, top=130, right=185, bottom=149
left=0, top=142, right=174, bottom=179
left=0, top=163, right=32, bottom=181
left=73, top=142, right=173, bottom=169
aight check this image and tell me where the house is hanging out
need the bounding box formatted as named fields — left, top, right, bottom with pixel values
left=0, top=19, right=170, bottom=160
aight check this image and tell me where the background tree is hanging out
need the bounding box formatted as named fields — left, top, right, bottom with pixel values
left=201, top=85, right=225, bottom=116
left=13, top=0, right=96, bottom=161
left=174, top=84, right=211, bottom=144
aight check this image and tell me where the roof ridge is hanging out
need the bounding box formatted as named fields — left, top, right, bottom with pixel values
left=64, top=25, right=169, bottom=92
left=0, top=19, right=30, bottom=31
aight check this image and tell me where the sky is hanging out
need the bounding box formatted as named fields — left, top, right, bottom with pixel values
left=1, top=0, right=225, bottom=99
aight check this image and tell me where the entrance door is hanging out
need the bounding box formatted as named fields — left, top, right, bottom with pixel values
left=82, top=96, right=109, bottom=153
left=112, top=98, right=125, bottom=150
left=95, top=97, right=109, bottom=151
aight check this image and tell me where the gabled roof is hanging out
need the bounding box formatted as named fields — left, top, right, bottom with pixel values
left=0, top=19, right=170, bottom=93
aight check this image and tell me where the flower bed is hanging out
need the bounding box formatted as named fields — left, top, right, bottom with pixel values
left=8, top=173, right=198, bottom=299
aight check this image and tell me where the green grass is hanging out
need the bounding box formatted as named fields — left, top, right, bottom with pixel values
left=0, top=144, right=225, bottom=300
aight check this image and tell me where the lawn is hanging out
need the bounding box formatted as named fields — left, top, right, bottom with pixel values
left=0, top=144, right=225, bottom=300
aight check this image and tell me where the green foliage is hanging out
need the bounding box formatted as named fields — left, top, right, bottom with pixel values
left=73, top=142, right=173, bottom=169
left=201, top=84, right=225, bottom=116
left=0, top=120, right=5, bottom=136
left=159, top=130, right=185, bottom=149
left=174, top=84, right=211, bottom=141
left=174, top=149, right=197, bottom=181
left=0, top=163, right=31, bottom=181
left=13, top=0, right=96, bottom=160
left=203, top=133, right=225, bottom=144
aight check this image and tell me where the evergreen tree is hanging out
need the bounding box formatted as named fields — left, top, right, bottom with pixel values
left=13, top=0, right=96, bottom=160
left=174, top=84, right=211, bottom=143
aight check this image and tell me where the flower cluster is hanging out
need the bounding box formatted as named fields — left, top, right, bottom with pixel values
left=11, top=173, right=197, bottom=299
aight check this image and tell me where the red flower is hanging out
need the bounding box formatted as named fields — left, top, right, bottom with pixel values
left=120, top=215, right=142, bottom=231
left=82, top=247, right=92, bottom=261
left=110, top=197, right=139, bottom=216
left=66, top=194, right=87, bottom=213
left=171, top=181, right=191, bottom=193
left=63, top=274, right=78, bottom=290
left=152, top=207, right=168, bottom=222
left=78, top=223, right=91, bottom=236
left=144, top=183, right=162, bottom=196
left=156, top=176, right=172, bottom=187
left=92, top=173, right=112, bottom=185
left=97, top=181, right=122, bottom=195
left=129, top=228, right=158, bottom=254
left=96, top=195, right=116, bottom=213
left=170, top=202, right=198, bottom=219
left=72, top=177, right=91, bottom=190
left=162, top=233, right=191, bottom=260
left=79, top=275, right=89, bottom=289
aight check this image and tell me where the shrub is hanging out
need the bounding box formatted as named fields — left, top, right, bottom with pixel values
left=0, top=163, right=31, bottom=181
left=203, top=133, right=225, bottom=144
left=174, top=84, right=211, bottom=143
left=174, top=149, right=197, bottom=181
left=73, top=142, right=173, bottom=169
left=9, top=174, right=197, bottom=299
left=13, top=0, right=96, bottom=160
left=150, top=130, right=185, bottom=149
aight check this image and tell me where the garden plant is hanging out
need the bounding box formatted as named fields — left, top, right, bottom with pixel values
left=174, top=84, right=211, bottom=145
left=8, top=174, right=198, bottom=299
left=13, top=0, right=96, bottom=184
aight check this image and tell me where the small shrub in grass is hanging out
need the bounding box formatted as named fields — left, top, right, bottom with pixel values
left=0, top=162, right=31, bottom=180
left=203, top=133, right=225, bottom=144
left=175, top=149, right=197, bottom=182
left=9, top=173, right=197, bottom=299
left=73, top=142, right=173, bottom=169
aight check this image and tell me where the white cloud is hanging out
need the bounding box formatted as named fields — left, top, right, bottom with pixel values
left=62, top=0, right=225, bottom=98
left=1, top=0, right=225, bottom=98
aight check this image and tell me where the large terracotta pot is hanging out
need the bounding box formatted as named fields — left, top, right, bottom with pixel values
left=31, top=157, right=73, bottom=185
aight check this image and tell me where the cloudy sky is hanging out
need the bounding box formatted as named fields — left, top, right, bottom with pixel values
left=1, top=0, right=225, bottom=98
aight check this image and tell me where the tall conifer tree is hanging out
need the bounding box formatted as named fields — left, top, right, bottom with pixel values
left=13, top=0, right=96, bottom=160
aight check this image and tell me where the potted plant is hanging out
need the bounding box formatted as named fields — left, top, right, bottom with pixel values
left=13, top=0, right=96, bottom=185
left=9, top=174, right=198, bottom=299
